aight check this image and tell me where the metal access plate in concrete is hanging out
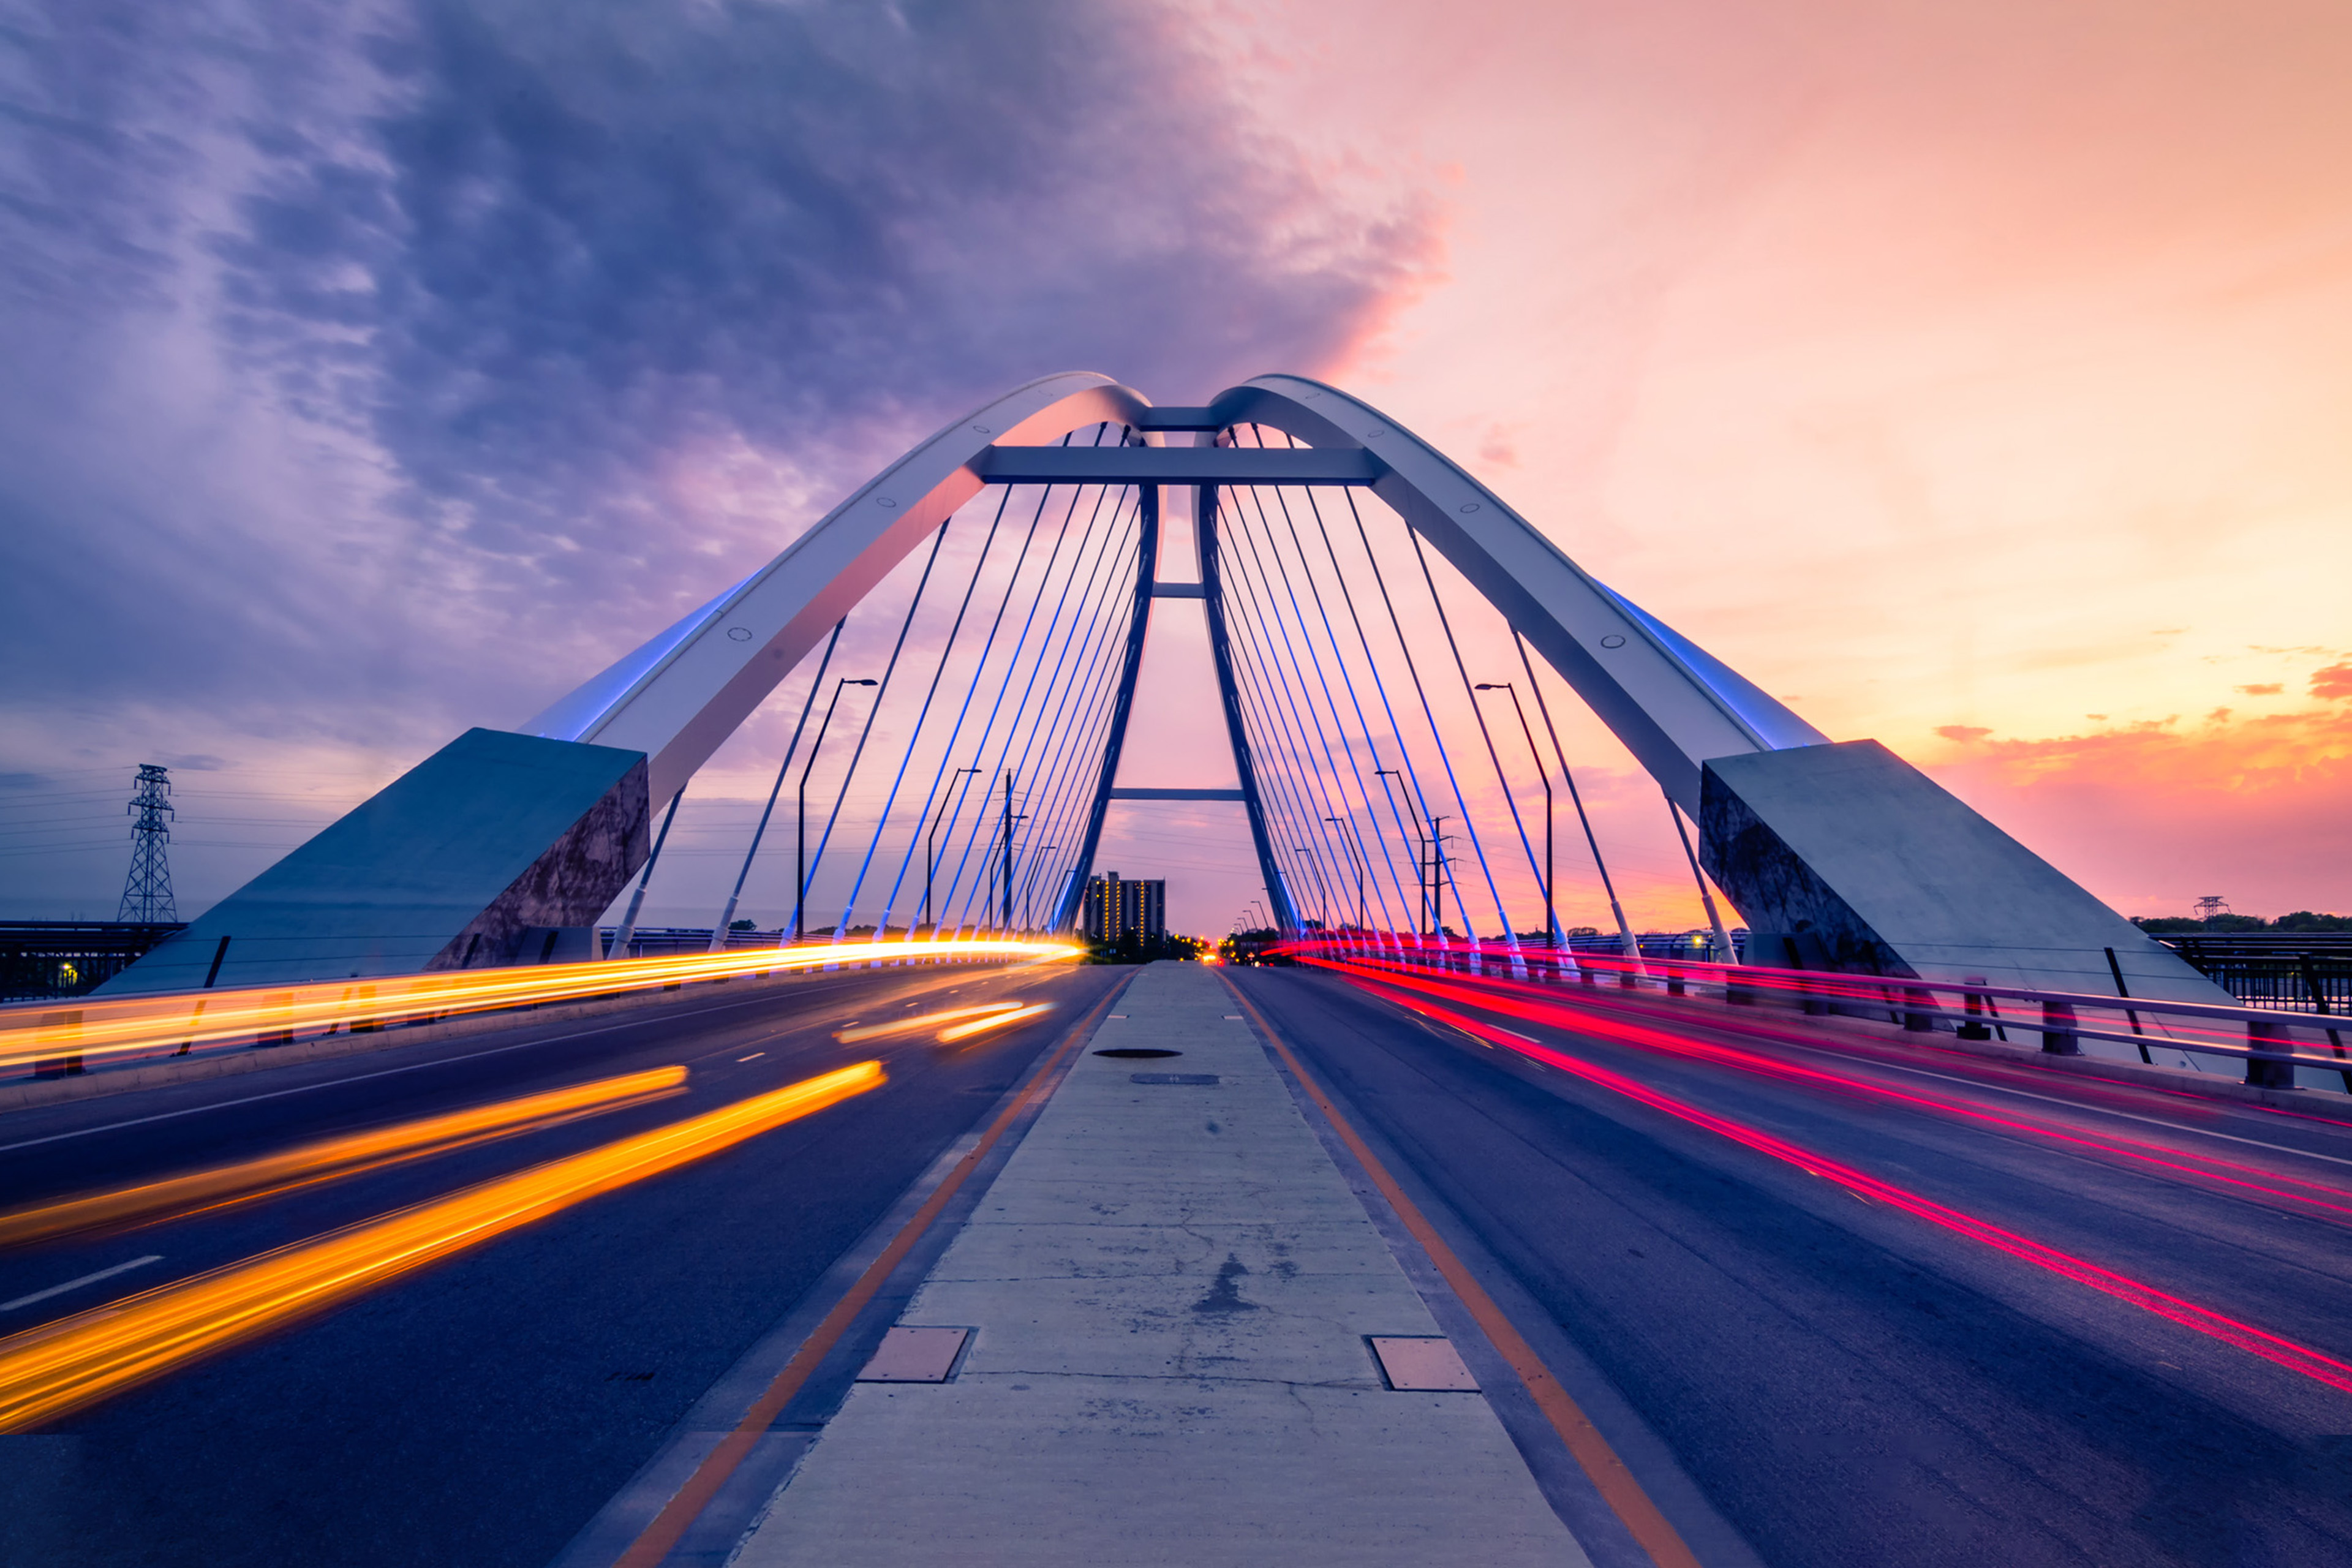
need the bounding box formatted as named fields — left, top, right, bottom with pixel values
left=1369, top=1336, right=1480, bottom=1392
left=857, top=1327, right=970, bottom=1383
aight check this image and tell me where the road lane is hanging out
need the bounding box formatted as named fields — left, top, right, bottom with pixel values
left=0, top=959, right=1116, bottom=1568
left=1234, top=967, right=2352, bottom=1568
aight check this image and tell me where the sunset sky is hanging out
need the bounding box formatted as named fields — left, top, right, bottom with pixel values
left=4, top=0, right=2347, bottom=937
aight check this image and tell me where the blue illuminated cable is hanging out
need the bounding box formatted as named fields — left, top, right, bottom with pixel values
left=713, top=616, right=842, bottom=948
left=992, top=494, right=1148, bottom=932
left=951, top=562, right=1138, bottom=940
left=907, top=468, right=1065, bottom=927
left=933, top=461, right=1103, bottom=928
left=889, top=484, right=1129, bottom=940
left=1218, top=531, right=1350, bottom=930
left=870, top=462, right=1120, bottom=936
left=845, top=481, right=1018, bottom=937
left=869, top=458, right=1114, bottom=936
left=1230, top=462, right=1408, bottom=937
left=1300, top=480, right=1443, bottom=944
left=991, top=486, right=1142, bottom=928
left=1233, top=626, right=1343, bottom=935
left=984, top=477, right=1130, bottom=902
left=1260, top=434, right=1420, bottom=939
left=935, top=470, right=1101, bottom=929
left=1023, top=579, right=1142, bottom=929
left=802, top=514, right=954, bottom=937
left=1218, top=482, right=1352, bottom=935
left=1008, top=506, right=1144, bottom=925
left=1220, top=486, right=1373, bottom=932
left=1400, top=508, right=1544, bottom=948
left=1339, top=486, right=1494, bottom=940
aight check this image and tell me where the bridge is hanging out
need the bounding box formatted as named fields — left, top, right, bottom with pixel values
left=2, top=375, right=2348, bottom=1566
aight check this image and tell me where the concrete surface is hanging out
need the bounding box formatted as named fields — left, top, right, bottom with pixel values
left=731, top=963, right=1588, bottom=1567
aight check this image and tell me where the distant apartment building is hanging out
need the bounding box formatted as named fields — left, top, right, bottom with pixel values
left=1081, top=870, right=1165, bottom=944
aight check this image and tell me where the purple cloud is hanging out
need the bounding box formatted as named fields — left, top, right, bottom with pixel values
left=0, top=0, right=1438, bottom=747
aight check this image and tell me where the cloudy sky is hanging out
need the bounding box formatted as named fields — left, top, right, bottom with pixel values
left=4, top=0, right=2347, bottom=935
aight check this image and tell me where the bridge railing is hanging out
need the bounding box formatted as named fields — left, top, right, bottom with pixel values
left=1273, top=935, right=2352, bottom=1095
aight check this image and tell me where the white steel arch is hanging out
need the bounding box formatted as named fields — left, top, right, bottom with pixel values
left=525, top=369, right=1812, bottom=822
left=524, top=372, right=1154, bottom=806
left=1207, top=374, right=1825, bottom=814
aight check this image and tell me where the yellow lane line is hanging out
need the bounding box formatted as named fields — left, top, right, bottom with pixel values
left=1223, top=975, right=1703, bottom=1568
left=0, top=1062, right=882, bottom=1432
left=609, top=977, right=1129, bottom=1568
left=0, top=1067, right=687, bottom=1248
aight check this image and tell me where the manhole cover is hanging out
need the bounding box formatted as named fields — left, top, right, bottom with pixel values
left=1095, top=1047, right=1180, bottom=1058
left=1131, top=1072, right=1219, bottom=1085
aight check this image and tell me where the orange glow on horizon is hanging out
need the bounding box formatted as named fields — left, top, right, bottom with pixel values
left=0, top=1060, right=883, bottom=1431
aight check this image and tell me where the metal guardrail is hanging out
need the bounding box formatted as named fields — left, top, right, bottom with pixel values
left=2154, top=932, right=2352, bottom=1015
left=0, top=922, right=187, bottom=1003
left=1275, top=936, right=2352, bottom=1094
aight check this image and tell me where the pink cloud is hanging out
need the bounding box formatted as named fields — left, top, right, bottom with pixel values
left=1920, top=706, right=2352, bottom=917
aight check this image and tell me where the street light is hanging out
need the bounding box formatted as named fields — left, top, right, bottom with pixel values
left=1374, top=767, right=1427, bottom=938
left=926, top=766, right=982, bottom=936
left=796, top=677, right=877, bottom=942
left=1324, top=815, right=1365, bottom=939
left=1427, top=816, right=1452, bottom=944
left=1021, top=845, right=1056, bottom=930
left=1474, top=683, right=1554, bottom=947
left=1293, top=837, right=1335, bottom=937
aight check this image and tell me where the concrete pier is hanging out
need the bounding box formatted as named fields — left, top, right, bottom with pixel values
left=729, top=963, right=1588, bottom=1566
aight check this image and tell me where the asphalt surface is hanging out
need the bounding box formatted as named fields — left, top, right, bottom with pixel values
left=1234, top=965, right=2352, bottom=1568
left=0, top=959, right=1116, bottom=1568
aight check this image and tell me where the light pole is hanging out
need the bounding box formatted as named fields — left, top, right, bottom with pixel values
left=1375, top=767, right=1426, bottom=938
left=1000, top=772, right=1023, bottom=930
left=796, top=677, right=876, bottom=942
left=1475, top=683, right=1554, bottom=947
left=1324, top=815, right=1365, bottom=940
left=926, top=766, right=982, bottom=936
left=1021, top=846, right=1056, bottom=930
left=1295, top=837, right=1335, bottom=937
left=1425, top=813, right=1449, bottom=940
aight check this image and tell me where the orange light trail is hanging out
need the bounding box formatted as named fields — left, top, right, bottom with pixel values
left=0, top=938, right=1079, bottom=1078
left=834, top=1003, right=1021, bottom=1044
left=1343, top=967, right=2352, bottom=1398
left=0, top=1067, right=687, bottom=1250
left=936, top=1002, right=1054, bottom=1043
left=0, top=1060, right=883, bottom=1431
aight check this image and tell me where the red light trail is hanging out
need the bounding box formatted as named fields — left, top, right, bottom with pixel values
left=1334, top=963, right=2352, bottom=1399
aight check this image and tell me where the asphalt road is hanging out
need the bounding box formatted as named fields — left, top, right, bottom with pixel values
left=1234, top=965, right=2352, bottom=1568
left=0, top=959, right=1117, bottom=1568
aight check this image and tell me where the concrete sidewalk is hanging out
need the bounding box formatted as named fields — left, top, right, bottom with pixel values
left=729, top=963, right=1589, bottom=1566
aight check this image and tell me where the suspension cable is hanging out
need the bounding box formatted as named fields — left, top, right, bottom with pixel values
left=909, top=471, right=1067, bottom=927
left=1298, top=480, right=1441, bottom=944
left=1338, top=486, right=1486, bottom=941
left=1231, top=448, right=1411, bottom=938
left=1224, top=486, right=1388, bottom=939
left=1250, top=453, right=1417, bottom=942
left=1513, top=629, right=1635, bottom=967
left=852, top=483, right=1020, bottom=938
left=710, top=617, right=844, bottom=949
left=1400, top=516, right=1544, bottom=950
left=1218, top=490, right=1363, bottom=932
